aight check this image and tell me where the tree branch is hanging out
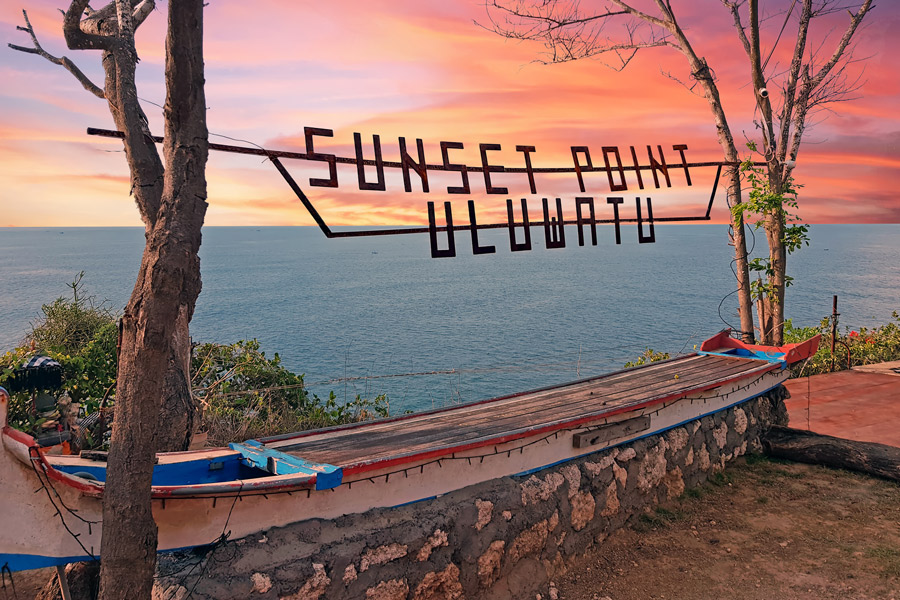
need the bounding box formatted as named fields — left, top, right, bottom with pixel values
left=63, top=0, right=113, bottom=50
left=8, top=9, right=105, bottom=99
left=777, top=0, right=812, bottom=165
left=481, top=0, right=673, bottom=66
left=611, top=0, right=671, bottom=29
left=748, top=0, right=778, bottom=161
left=724, top=0, right=752, bottom=58
left=809, top=0, right=872, bottom=89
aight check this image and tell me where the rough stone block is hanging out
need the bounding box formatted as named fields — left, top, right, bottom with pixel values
left=365, top=579, right=409, bottom=600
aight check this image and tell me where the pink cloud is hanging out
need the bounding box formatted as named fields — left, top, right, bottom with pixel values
left=1, top=0, right=897, bottom=226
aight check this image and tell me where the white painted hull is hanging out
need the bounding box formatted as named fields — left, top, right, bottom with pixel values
left=0, top=366, right=788, bottom=571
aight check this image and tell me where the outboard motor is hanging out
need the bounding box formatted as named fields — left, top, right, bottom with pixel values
left=5, top=355, right=72, bottom=448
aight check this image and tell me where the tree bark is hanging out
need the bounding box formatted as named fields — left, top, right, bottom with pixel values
left=98, top=1, right=207, bottom=599
left=68, top=4, right=197, bottom=454
left=661, top=11, right=755, bottom=342
left=764, top=426, right=900, bottom=483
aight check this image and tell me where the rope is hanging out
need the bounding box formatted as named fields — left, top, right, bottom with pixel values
left=28, top=448, right=99, bottom=562
left=1, top=564, right=18, bottom=600
left=178, top=482, right=243, bottom=600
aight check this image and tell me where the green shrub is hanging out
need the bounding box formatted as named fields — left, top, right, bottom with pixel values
left=192, top=339, right=389, bottom=445
left=1, top=275, right=117, bottom=433
left=785, top=312, right=900, bottom=376
left=1, top=277, right=390, bottom=447
left=28, top=271, right=116, bottom=355
left=624, top=348, right=671, bottom=368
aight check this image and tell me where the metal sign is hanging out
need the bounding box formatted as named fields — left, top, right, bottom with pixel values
left=88, top=127, right=728, bottom=258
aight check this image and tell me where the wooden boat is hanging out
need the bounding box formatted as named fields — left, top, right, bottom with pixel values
left=0, top=331, right=819, bottom=572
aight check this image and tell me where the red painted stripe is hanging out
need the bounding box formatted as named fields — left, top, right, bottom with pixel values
left=341, top=362, right=778, bottom=477
left=4, top=357, right=779, bottom=500
left=2, top=425, right=35, bottom=446
left=261, top=353, right=703, bottom=445
left=150, top=475, right=316, bottom=498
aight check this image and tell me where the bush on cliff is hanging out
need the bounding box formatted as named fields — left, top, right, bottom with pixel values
left=0, top=276, right=388, bottom=447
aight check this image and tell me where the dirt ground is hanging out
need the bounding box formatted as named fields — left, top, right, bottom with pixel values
left=555, top=456, right=900, bottom=600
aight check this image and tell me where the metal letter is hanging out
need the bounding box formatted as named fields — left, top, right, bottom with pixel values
left=480, top=143, right=508, bottom=195
left=542, top=198, right=566, bottom=249
left=629, top=146, right=645, bottom=190
left=468, top=201, right=496, bottom=255
left=399, top=137, right=429, bottom=193
left=673, top=144, right=692, bottom=186
left=441, top=141, right=470, bottom=194
left=636, top=197, right=655, bottom=244
left=354, top=132, right=386, bottom=191
left=516, top=145, right=538, bottom=194
left=646, top=145, right=671, bottom=189
left=571, top=146, right=593, bottom=193
left=304, top=127, right=338, bottom=188
left=575, top=197, right=597, bottom=246
left=507, top=199, right=532, bottom=252
left=602, top=146, right=628, bottom=192
left=607, top=197, right=624, bottom=245
left=428, top=201, right=456, bottom=258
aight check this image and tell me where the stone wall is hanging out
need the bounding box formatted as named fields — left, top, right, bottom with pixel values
left=153, top=388, right=789, bottom=600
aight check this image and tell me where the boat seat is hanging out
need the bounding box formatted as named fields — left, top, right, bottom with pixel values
left=229, top=440, right=342, bottom=490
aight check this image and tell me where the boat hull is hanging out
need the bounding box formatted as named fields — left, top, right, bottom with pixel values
left=1, top=360, right=789, bottom=571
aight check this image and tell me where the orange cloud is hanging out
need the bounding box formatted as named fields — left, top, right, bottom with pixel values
left=2, top=0, right=898, bottom=227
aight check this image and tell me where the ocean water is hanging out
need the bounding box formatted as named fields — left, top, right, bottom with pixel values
left=1, top=225, right=897, bottom=413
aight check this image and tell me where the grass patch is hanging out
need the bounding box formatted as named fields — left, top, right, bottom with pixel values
left=743, top=453, right=771, bottom=466
left=708, top=471, right=733, bottom=487
left=635, top=506, right=686, bottom=531
left=683, top=486, right=706, bottom=499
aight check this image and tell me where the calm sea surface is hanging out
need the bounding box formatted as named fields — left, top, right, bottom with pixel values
left=1, top=225, right=897, bottom=413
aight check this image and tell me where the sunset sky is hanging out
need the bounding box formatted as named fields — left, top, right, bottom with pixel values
left=1, top=0, right=898, bottom=228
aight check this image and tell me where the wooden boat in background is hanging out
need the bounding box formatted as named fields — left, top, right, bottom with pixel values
left=0, top=331, right=819, bottom=572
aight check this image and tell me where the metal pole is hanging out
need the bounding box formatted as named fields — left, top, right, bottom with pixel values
left=830, top=295, right=838, bottom=372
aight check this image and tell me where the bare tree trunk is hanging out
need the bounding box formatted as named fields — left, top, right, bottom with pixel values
left=768, top=204, right=786, bottom=345
left=159, top=306, right=198, bottom=451
left=662, top=13, right=755, bottom=343
left=727, top=168, right=756, bottom=343
left=102, top=49, right=198, bottom=451
left=93, top=18, right=198, bottom=455
left=98, top=1, right=207, bottom=599
left=765, top=426, right=900, bottom=482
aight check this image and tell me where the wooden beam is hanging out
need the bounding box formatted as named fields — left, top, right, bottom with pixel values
left=572, top=415, right=651, bottom=449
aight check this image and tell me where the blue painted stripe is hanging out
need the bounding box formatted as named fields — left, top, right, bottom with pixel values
left=229, top=442, right=343, bottom=490
left=0, top=553, right=93, bottom=572
left=390, top=495, right=438, bottom=509
left=512, top=380, right=782, bottom=478
left=698, top=349, right=786, bottom=368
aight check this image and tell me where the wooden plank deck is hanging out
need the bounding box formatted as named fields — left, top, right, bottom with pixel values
left=271, top=353, right=776, bottom=468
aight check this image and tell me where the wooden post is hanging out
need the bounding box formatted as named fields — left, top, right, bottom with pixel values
left=756, top=277, right=767, bottom=342
left=56, top=565, right=72, bottom=600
